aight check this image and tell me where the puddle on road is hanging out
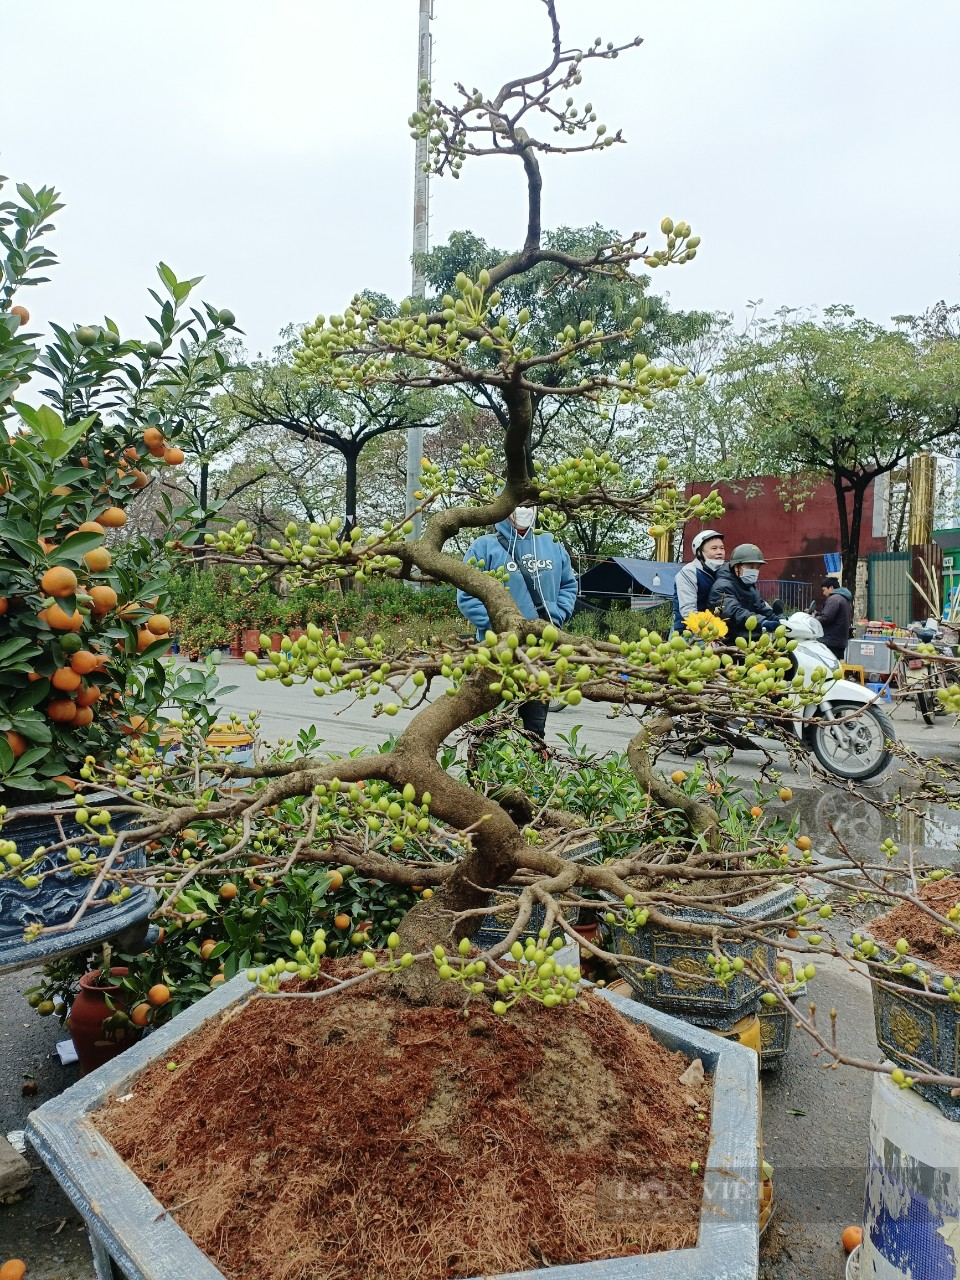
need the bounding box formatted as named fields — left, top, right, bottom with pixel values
left=795, top=784, right=960, bottom=866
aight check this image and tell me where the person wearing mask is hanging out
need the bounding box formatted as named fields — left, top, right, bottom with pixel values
left=707, top=543, right=780, bottom=643
left=457, top=504, right=578, bottom=741
left=816, top=577, right=853, bottom=661
left=673, top=529, right=725, bottom=633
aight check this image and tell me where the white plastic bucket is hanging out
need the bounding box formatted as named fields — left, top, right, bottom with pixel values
left=861, top=1066, right=960, bottom=1278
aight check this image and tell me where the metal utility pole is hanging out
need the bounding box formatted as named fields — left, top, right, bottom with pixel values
left=404, top=0, right=433, bottom=542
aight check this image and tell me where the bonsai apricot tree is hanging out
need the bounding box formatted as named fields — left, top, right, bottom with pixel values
left=4, top=2, right=959, bottom=1099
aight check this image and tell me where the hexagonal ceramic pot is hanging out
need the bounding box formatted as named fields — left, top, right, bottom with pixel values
left=863, top=934, right=960, bottom=1121
left=605, top=883, right=795, bottom=1024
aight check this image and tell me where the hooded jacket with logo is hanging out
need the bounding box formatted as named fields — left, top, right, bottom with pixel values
left=456, top=518, right=578, bottom=636
left=707, top=564, right=777, bottom=642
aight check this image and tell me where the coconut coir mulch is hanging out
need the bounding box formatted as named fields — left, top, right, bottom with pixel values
left=95, top=979, right=713, bottom=1280
left=869, top=876, right=960, bottom=975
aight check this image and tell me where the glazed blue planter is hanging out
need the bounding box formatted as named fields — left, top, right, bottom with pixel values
left=27, top=976, right=761, bottom=1280
left=862, top=933, right=960, bottom=1121
left=0, top=797, right=154, bottom=976
left=604, top=883, right=795, bottom=1026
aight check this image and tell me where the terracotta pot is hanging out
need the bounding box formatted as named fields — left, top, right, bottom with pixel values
left=68, top=966, right=141, bottom=1076
left=287, top=627, right=305, bottom=643
left=241, top=628, right=261, bottom=655
left=571, top=922, right=601, bottom=977
left=269, top=633, right=283, bottom=652
left=229, top=633, right=244, bottom=658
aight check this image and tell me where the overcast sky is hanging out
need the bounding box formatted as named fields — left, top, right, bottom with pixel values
left=5, top=1, right=958, bottom=356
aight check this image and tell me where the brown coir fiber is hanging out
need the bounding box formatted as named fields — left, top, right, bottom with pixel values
left=869, top=877, right=960, bottom=975
left=95, top=982, right=712, bottom=1280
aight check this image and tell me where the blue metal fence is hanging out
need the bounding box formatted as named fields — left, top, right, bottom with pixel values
left=758, top=579, right=815, bottom=612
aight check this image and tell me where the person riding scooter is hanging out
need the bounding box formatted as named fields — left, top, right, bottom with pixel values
left=673, top=529, right=724, bottom=633
left=707, top=543, right=780, bottom=643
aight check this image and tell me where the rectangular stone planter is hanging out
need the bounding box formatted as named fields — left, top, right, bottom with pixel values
left=861, top=933, right=960, bottom=1121
left=27, top=975, right=761, bottom=1280
left=605, top=883, right=795, bottom=1024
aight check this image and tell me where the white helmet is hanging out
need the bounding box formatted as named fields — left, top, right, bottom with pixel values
left=692, top=529, right=723, bottom=558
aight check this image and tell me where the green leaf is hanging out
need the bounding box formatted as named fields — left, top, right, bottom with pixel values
left=51, top=530, right=105, bottom=564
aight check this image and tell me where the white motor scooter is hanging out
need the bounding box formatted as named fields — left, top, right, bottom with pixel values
left=773, top=612, right=895, bottom=780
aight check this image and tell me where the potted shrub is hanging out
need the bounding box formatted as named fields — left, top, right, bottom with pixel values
left=0, top=175, right=235, bottom=972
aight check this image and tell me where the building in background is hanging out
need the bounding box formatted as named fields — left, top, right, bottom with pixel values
left=682, top=475, right=888, bottom=586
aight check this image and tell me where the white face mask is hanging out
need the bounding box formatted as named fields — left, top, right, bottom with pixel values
left=739, top=567, right=760, bottom=585
left=512, top=506, right=536, bottom=531
left=702, top=557, right=724, bottom=572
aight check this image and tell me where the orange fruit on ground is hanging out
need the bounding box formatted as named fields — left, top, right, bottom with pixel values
left=4, top=731, right=26, bottom=759
left=0, top=597, right=7, bottom=616
left=163, top=447, right=185, bottom=465
left=0, top=1259, right=28, bottom=1280
left=796, top=835, right=812, bottom=851
left=671, top=769, right=687, bottom=785
left=89, top=585, right=118, bottom=614
left=219, top=882, right=238, bottom=901
left=75, top=520, right=105, bottom=536
left=147, top=613, right=171, bottom=635
left=143, top=427, right=164, bottom=450
left=44, top=603, right=83, bottom=631
left=48, top=699, right=78, bottom=723
left=842, top=1226, right=863, bottom=1253
left=72, top=705, right=94, bottom=727
left=70, top=650, right=101, bottom=676
left=147, top=983, right=171, bottom=1006
left=326, top=870, right=344, bottom=891
left=199, top=939, right=218, bottom=961
left=132, top=470, right=149, bottom=489
left=10, top=305, right=30, bottom=326
left=334, top=913, right=351, bottom=930
left=76, top=685, right=102, bottom=707
left=51, top=667, right=82, bottom=692
left=40, top=565, right=78, bottom=597
left=99, top=506, right=126, bottom=528
left=83, top=546, right=112, bottom=573
left=130, top=1003, right=151, bottom=1028
left=778, top=787, right=793, bottom=802
left=421, top=888, right=433, bottom=899
left=750, top=806, right=763, bottom=818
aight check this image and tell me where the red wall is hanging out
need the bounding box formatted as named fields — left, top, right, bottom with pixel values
left=682, top=476, right=887, bottom=584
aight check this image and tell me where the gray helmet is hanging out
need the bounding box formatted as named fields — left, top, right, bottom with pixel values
left=729, top=542, right=766, bottom=567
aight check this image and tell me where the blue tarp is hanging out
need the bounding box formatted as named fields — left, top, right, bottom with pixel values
left=609, top=558, right=682, bottom=595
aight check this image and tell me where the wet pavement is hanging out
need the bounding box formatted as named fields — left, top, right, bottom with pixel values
left=2, top=668, right=958, bottom=1277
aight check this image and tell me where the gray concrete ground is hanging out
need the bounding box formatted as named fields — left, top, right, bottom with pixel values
left=2, top=661, right=958, bottom=1277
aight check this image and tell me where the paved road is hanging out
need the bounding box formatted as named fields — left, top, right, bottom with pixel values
left=2, top=660, right=957, bottom=1276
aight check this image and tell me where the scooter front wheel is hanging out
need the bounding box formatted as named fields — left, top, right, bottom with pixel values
left=809, top=700, right=894, bottom=781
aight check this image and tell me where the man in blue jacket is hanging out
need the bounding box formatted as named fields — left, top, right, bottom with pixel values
left=457, top=504, right=578, bottom=740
